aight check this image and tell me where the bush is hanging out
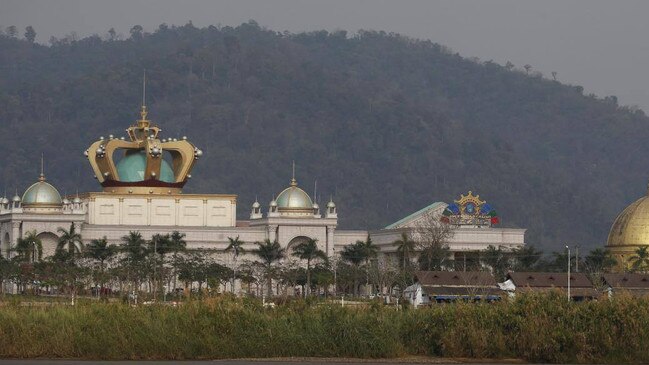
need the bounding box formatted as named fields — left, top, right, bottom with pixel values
left=0, top=294, right=647, bottom=362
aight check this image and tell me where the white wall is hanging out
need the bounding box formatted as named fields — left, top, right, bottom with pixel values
left=87, top=193, right=236, bottom=227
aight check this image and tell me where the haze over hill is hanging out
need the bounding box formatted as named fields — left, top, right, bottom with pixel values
left=0, top=21, right=647, bottom=252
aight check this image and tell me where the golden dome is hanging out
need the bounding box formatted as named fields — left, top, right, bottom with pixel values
left=607, top=193, right=649, bottom=249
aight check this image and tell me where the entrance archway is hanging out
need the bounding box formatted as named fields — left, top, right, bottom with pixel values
left=36, top=232, right=59, bottom=259
left=287, top=236, right=312, bottom=252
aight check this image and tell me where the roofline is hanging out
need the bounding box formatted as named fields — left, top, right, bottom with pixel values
left=384, top=201, right=446, bottom=229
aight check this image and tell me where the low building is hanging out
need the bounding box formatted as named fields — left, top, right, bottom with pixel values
left=404, top=271, right=501, bottom=306
left=372, top=192, right=526, bottom=267
left=602, top=273, right=649, bottom=297
left=505, top=272, right=598, bottom=300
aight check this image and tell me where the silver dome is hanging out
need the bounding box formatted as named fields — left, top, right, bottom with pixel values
left=22, top=175, right=62, bottom=206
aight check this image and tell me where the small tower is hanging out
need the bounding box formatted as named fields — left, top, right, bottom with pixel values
left=72, top=194, right=84, bottom=214
left=268, top=197, right=279, bottom=217
left=326, top=197, right=337, bottom=219
left=62, top=196, right=71, bottom=213
left=312, top=201, right=321, bottom=218
left=11, top=192, right=22, bottom=211
left=250, top=197, right=262, bottom=220
left=0, top=194, right=9, bottom=213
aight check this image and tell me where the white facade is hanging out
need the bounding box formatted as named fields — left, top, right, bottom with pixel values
left=0, top=188, right=525, bottom=261
left=0, top=173, right=525, bottom=275
left=86, top=193, right=236, bottom=227
left=371, top=198, right=526, bottom=263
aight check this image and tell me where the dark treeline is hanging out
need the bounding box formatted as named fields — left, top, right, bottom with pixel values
left=0, top=22, right=648, bottom=252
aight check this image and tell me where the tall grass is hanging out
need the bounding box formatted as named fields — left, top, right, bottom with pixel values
left=0, top=292, right=647, bottom=363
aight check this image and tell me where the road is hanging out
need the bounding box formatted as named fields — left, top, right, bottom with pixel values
left=0, top=359, right=528, bottom=365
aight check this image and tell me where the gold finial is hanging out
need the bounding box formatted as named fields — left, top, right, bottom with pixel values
left=140, top=105, right=148, bottom=121
left=39, top=153, right=45, bottom=181
left=290, top=161, right=297, bottom=186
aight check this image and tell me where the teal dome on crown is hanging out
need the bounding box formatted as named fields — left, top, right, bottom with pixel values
left=117, top=151, right=175, bottom=183
left=22, top=174, right=62, bottom=206
left=276, top=178, right=313, bottom=210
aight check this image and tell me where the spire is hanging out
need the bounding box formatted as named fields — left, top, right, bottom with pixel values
left=39, top=153, right=45, bottom=181
left=138, top=69, right=149, bottom=125
left=290, top=160, right=297, bottom=186
left=143, top=69, right=146, bottom=107
left=313, top=179, right=317, bottom=202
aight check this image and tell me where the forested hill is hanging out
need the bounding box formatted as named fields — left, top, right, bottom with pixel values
left=0, top=21, right=647, bottom=251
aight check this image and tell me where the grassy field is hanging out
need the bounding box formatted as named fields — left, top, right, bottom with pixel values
left=0, top=293, right=646, bottom=363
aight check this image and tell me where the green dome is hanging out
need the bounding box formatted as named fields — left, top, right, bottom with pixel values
left=117, top=151, right=174, bottom=183
left=22, top=178, right=62, bottom=206
left=276, top=184, right=313, bottom=210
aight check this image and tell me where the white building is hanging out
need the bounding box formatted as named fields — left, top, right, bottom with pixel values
left=0, top=102, right=526, bottom=293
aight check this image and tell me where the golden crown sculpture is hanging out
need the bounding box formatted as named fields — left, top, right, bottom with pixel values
left=85, top=105, right=202, bottom=195
left=454, top=191, right=486, bottom=208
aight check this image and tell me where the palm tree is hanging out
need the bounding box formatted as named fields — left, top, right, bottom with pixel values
left=0, top=255, right=14, bottom=295
left=148, top=233, right=175, bottom=298
left=56, top=223, right=83, bottom=258
left=628, top=246, right=649, bottom=273
left=119, top=231, right=148, bottom=296
left=341, top=242, right=364, bottom=266
left=120, top=231, right=147, bottom=262
left=252, top=239, right=286, bottom=297
left=169, top=231, right=187, bottom=292
left=225, top=236, right=246, bottom=294
left=341, top=236, right=376, bottom=296
left=359, top=235, right=377, bottom=292
left=393, top=232, right=417, bottom=286
left=291, top=238, right=327, bottom=296
left=169, top=231, right=187, bottom=254
left=584, top=248, right=617, bottom=274
left=12, top=231, right=42, bottom=294
left=54, top=224, right=83, bottom=305
left=359, top=235, right=378, bottom=267
left=85, top=237, right=118, bottom=269
left=392, top=232, right=416, bottom=270
left=14, top=231, right=42, bottom=263
left=84, top=237, right=118, bottom=294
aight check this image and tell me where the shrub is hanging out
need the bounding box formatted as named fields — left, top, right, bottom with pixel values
left=0, top=294, right=647, bottom=362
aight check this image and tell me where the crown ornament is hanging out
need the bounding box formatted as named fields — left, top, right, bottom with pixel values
left=441, top=191, right=499, bottom=226
left=85, top=104, right=202, bottom=195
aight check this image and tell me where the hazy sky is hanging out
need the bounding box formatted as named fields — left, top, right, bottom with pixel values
left=3, top=0, right=649, bottom=110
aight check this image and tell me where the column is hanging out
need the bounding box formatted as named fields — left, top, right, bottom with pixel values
left=175, top=198, right=180, bottom=226
left=118, top=198, right=124, bottom=225
left=267, top=225, right=278, bottom=242
left=203, top=199, right=208, bottom=227
left=326, top=226, right=335, bottom=257
left=146, top=198, right=152, bottom=226
left=11, top=221, right=20, bottom=254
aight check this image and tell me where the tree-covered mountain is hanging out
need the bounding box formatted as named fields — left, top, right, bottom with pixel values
left=0, top=21, right=647, bottom=252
